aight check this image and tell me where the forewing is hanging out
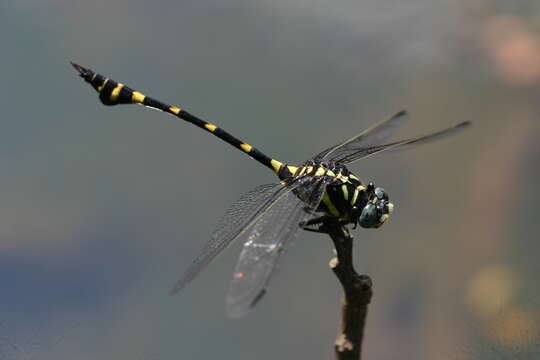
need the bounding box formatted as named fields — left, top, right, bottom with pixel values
left=226, top=177, right=327, bottom=317
left=336, top=121, right=471, bottom=165
left=313, top=110, right=407, bottom=162
left=169, top=183, right=290, bottom=296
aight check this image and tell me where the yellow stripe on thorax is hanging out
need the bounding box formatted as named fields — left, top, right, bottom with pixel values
left=350, top=185, right=365, bottom=206
left=336, top=173, right=349, bottom=182
left=351, top=188, right=359, bottom=206
left=341, top=185, right=349, bottom=200
left=314, top=167, right=335, bottom=177
left=322, top=192, right=340, bottom=217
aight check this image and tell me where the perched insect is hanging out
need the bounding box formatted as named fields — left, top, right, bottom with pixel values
left=72, top=62, right=470, bottom=317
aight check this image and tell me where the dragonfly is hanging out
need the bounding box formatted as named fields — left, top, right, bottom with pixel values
left=71, top=62, right=470, bottom=317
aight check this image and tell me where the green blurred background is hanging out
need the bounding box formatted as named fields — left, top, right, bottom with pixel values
left=0, top=0, right=539, bottom=359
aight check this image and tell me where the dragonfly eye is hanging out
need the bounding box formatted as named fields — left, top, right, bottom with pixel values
left=358, top=203, right=379, bottom=228
left=374, top=187, right=389, bottom=201
left=358, top=187, right=393, bottom=228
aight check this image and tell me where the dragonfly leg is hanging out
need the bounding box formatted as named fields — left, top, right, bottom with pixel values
left=301, top=215, right=331, bottom=227
left=302, top=227, right=332, bottom=234
left=300, top=216, right=329, bottom=234
left=300, top=216, right=350, bottom=235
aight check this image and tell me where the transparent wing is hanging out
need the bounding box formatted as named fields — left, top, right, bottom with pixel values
left=336, top=121, right=471, bottom=165
left=226, top=177, right=328, bottom=317
left=313, top=110, right=407, bottom=162
left=169, top=183, right=291, bottom=296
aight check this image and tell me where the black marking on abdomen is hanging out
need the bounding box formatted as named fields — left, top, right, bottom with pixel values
left=71, top=62, right=283, bottom=174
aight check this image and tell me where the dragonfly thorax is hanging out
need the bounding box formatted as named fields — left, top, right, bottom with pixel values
left=280, top=160, right=394, bottom=228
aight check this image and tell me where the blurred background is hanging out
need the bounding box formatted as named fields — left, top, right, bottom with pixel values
left=0, top=0, right=539, bottom=359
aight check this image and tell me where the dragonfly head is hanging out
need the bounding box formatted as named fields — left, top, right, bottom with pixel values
left=356, top=184, right=394, bottom=229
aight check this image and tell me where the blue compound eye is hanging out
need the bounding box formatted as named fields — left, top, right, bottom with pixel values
left=374, top=187, right=388, bottom=201
left=358, top=203, right=379, bottom=228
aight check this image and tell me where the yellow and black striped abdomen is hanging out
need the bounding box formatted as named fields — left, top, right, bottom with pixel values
left=71, top=62, right=285, bottom=175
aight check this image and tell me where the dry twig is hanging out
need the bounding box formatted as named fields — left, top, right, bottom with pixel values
left=319, top=222, right=373, bottom=360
